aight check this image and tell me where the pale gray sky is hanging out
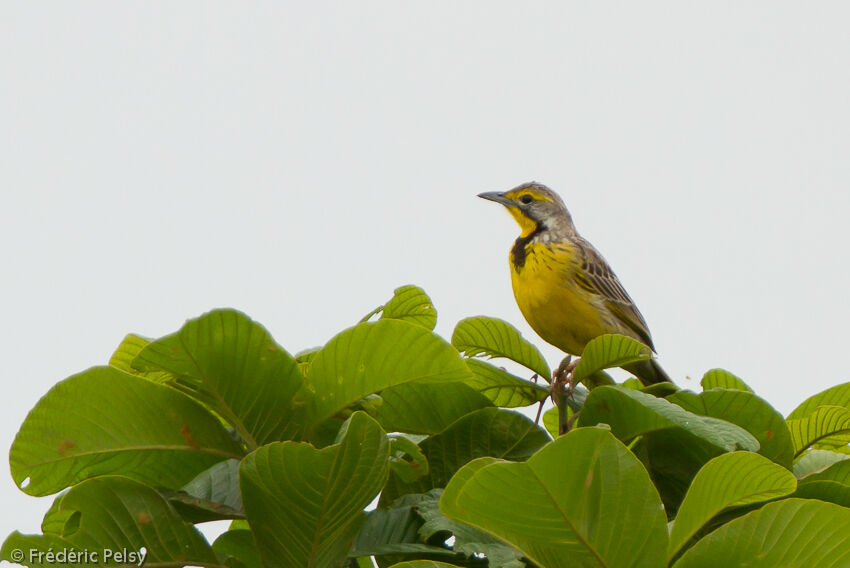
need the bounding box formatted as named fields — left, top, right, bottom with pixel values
left=3, top=1, right=850, bottom=548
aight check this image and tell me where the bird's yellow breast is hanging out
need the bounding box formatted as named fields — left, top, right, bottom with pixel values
left=510, top=241, right=610, bottom=356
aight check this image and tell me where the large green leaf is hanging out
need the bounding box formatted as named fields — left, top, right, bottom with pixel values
left=369, top=381, right=493, bottom=435
left=440, top=427, right=667, bottom=568
left=464, top=359, right=548, bottom=408
left=451, top=316, right=550, bottom=378
left=305, top=320, right=473, bottom=429
left=787, top=405, right=850, bottom=458
left=788, top=381, right=850, bottom=419
left=672, top=498, right=850, bottom=567
left=1, top=476, right=218, bottom=567
left=700, top=369, right=752, bottom=392
left=379, top=285, right=438, bottom=330
left=9, top=366, right=242, bottom=497
left=667, top=452, right=797, bottom=561
left=572, top=333, right=653, bottom=384
left=667, top=389, right=793, bottom=466
left=578, top=385, right=759, bottom=453
left=382, top=408, right=550, bottom=505
left=132, top=309, right=304, bottom=448
left=239, top=412, right=389, bottom=568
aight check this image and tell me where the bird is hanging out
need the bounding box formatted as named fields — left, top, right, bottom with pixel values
left=478, top=181, right=671, bottom=388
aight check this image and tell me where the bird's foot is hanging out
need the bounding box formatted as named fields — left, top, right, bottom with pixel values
left=551, top=355, right=580, bottom=435
left=551, top=355, right=579, bottom=400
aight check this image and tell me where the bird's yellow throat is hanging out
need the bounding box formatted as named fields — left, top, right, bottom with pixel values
left=505, top=206, right=540, bottom=238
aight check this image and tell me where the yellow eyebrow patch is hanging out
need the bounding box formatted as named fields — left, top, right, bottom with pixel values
left=505, top=190, right=552, bottom=203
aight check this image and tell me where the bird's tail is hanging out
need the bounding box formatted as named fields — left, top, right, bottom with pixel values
left=623, top=358, right=672, bottom=386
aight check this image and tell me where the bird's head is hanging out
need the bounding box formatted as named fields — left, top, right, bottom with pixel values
left=478, top=181, right=574, bottom=237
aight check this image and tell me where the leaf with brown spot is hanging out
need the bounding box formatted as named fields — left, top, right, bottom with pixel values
left=1, top=477, right=217, bottom=565
left=57, top=440, right=75, bottom=455
left=9, top=366, right=243, bottom=497
left=180, top=425, right=200, bottom=450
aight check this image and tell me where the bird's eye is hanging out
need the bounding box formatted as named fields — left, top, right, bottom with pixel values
left=520, top=194, right=534, bottom=204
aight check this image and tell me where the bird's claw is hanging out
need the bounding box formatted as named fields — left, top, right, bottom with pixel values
left=550, top=355, right=580, bottom=435
left=551, top=355, right=579, bottom=400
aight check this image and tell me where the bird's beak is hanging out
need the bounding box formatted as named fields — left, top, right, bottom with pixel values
left=477, top=191, right=514, bottom=207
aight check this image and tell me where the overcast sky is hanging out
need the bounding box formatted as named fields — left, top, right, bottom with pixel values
left=3, top=1, right=850, bottom=548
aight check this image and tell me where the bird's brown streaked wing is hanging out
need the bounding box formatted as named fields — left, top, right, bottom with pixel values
left=572, top=239, right=656, bottom=351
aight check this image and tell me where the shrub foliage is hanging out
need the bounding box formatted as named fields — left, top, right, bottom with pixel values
left=5, top=285, right=850, bottom=567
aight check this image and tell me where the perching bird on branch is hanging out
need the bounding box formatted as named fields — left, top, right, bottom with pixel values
left=479, top=181, right=671, bottom=388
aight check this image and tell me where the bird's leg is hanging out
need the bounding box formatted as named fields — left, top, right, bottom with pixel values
left=551, top=355, right=580, bottom=398
left=551, top=355, right=580, bottom=435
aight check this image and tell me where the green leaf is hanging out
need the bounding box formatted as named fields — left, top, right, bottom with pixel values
left=788, top=381, right=850, bottom=419
left=542, top=405, right=560, bottom=439
left=239, top=412, right=389, bottom=568
left=350, top=493, right=457, bottom=561
left=39, top=491, right=72, bottom=535
left=793, top=449, right=850, bottom=478
left=388, top=436, right=430, bottom=484
left=787, top=405, right=850, bottom=458
left=133, top=309, right=304, bottom=448
left=369, top=382, right=493, bottom=435
left=108, top=333, right=171, bottom=382
left=572, top=333, right=653, bottom=384
left=667, top=451, right=797, bottom=560
left=668, top=389, right=793, bottom=466
left=801, top=453, right=850, bottom=483
left=182, top=458, right=242, bottom=509
left=672, top=498, right=850, bottom=567
left=795, top=480, right=850, bottom=508
left=164, top=458, right=244, bottom=522
left=1, top=533, right=79, bottom=568
left=380, top=285, right=438, bottom=330
left=417, top=490, right=526, bottom=568
left=578, top=385, right=759, bottom=453
left=633, top=429, right=722, bottom=517
left=295, top=346, right=321, bottom=363
left=464, top=359, right=548, bottom=407
left=641, top=381, right=679, bottom=397
left=451, top=316, right=550, bottom=378
left=382, top=408, right=550, bottom=505
left=440, top=427, right=667, bottom=568
left=700, top=369, right=752, bottom=392
left=305, top=319, right=473, bottom=429
left=10, top=366, right=242, bottom=496
left=213, top=529, right=262, bottom=568
left=1, top=476, right=218, bottom=567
